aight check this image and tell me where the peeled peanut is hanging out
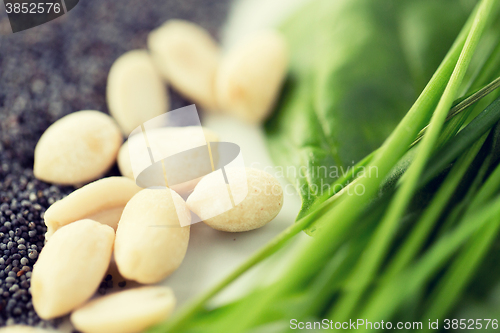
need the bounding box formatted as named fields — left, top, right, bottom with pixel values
left=43, top=177, right=141, bottom=240
left=34, top=111, right=122, bottom=185
left=117, top=126, right=219, bottom=194
left=115, top=188, right=191, bottom=284
left=148, top=20, right=219, bottom=110
left=107, top=50, right=169, bottom=135
left=187, top=168, right=283, bottom=232
left=31, top=220, right=114, bottom=319
left=216, top=30, right=288, bottom=123
left=71, top=286, right=176, bottom=333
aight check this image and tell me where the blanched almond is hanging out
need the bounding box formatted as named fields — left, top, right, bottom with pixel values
left=148, top=20, right=219, bottom=110
left=71, top=286, right=176, bottom=333
left=216, top=30, right=288, bottom=123
left=31, top=220, right=114, bottom=319
left=107, top=50, right=169, bottom=135
left=187, top=168, right=283, bottom=232
left=114, top=188, right=191, bottom=284
left=43, top=177, right=141, bottom=240
left=33, top=111, right=122, bottom=185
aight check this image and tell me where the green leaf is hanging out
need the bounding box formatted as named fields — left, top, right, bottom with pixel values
left=265, top=0, right=476, bottom=220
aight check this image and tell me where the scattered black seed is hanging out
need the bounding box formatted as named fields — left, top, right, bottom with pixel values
left=118, top=281, right=127, bottom=288
left=96, top=274, right=116, bottom=296
left=0, top=0, right=230, bottom=328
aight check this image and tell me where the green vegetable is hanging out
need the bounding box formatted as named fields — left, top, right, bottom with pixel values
left=265, top=0, right=476, bottom=222
left=330, top=0, right=494, bottom=320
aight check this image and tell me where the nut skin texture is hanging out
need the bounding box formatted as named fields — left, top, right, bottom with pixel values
left=43, top=177, right=141, bottom=240
left=187, top=168, right=283, bottom=232
left=114, top=189, right=191, bottom=284
left=70, top=286, right=176, bottom=333
left=107, top=50, right=169, bottom=135
left=33, top=110, right=122, bottom=186
left=148, top=20, right=219, bottom=110
left=117, top=126, right=219, bottom=194
left=216, top=30, right=288, bottom=124
left=31, top=220, right=115, bottom=320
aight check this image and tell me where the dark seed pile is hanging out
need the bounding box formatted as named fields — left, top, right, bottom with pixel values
left=0, top=167, right=70, bottom=328
left=0, top=0, right=230, bottom=328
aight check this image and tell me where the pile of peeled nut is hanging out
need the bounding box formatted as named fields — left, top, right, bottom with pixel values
left=25, top=20, right=287, bottom=333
